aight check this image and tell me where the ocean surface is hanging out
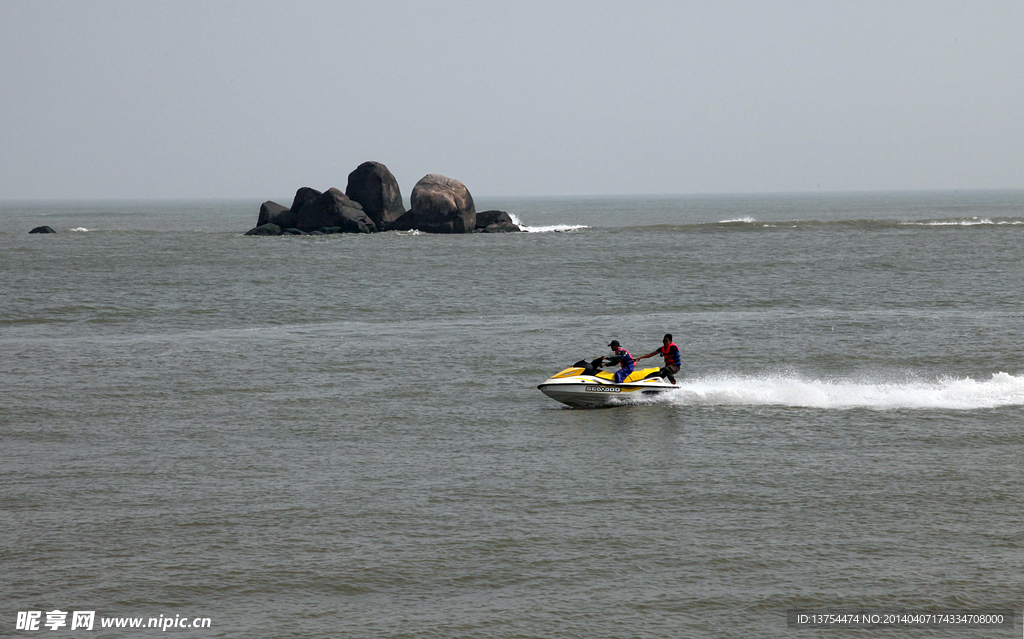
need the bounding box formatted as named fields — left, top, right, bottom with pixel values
left=2, top=191, right=1023, bottom=638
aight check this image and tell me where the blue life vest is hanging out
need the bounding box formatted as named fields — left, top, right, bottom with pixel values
left=660, top=342, right=681, bottom=367
left=614, top=348, right=635, bottom=369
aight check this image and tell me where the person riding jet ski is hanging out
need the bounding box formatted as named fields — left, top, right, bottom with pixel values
left=597, top=340, right=636, bottom=383
left=636, top=333, right=682, bottom=385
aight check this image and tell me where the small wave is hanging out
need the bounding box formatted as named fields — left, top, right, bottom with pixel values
left=69, top=227, right=91, bottom=232
left=641, top=372, right=1024, bottom=410
left=509, top=213, right=588, bottom=233
left=642, top=217, right=1024, bottom=232
left=900, top=218, right=1024, bottom=227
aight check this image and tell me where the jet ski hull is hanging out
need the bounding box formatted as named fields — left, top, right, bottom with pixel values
left=537, top=366, right=677, bottom=408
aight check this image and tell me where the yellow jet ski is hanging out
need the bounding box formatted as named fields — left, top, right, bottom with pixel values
left=537, top=357, right=677, bottom=408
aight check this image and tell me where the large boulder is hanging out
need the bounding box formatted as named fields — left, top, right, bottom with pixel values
left=409, top=174, right=476, bottom=234
left=257, top=201, right=293, bottom=228
left=475, top=210, right=521, bottom=233
left=345, top=161, right=405, bottom=231
left=386, top=210, right=417, bottom=232
left=29, top=226, right=57, bottom=234
left=292, top=188, right=376, bottom=233
left=290, top=187, right=322, bottom=214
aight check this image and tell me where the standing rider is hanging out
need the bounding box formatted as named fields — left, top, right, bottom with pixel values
left=602, top=340, right=636, bottom=383
left=636, top=333, right=682, bottom=385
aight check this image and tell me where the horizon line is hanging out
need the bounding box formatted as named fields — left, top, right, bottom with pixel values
left=2, top=187, right=1022, bottom=204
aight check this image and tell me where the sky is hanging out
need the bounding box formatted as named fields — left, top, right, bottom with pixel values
left=1, top=0, right=1022, bottom=199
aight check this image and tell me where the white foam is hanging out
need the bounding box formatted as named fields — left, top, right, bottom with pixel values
left=69, top=227, right=91, bottom=232
left=718, top=217, right=758, bottom=224
left=905, top=218, right=994, bottom=226
left=520, top=224, right=589, bottom=233
left=509, top=213, right=588, bottom=233
left=644, top=372, right=1024, bottom=410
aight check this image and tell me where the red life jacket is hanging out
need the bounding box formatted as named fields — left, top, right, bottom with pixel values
left=614, top=348, right=635, bottom=369
left=659, top=342, right=681, bottom=367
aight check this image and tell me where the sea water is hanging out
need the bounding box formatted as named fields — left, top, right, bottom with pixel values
left=2, top=191, right=1022, bottom=637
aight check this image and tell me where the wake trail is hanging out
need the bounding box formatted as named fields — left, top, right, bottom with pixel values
left=642, top=372, right=1024, bottom=410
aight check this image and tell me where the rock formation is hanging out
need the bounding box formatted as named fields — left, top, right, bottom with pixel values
left=475, top=210, right=521, bottom=233
left=291, top=188, right=376, bottom=233
left=345, top=161, right=405, bottom=231
left=246, top=162, right=521, bottom=235
left=251, top=188, right=375, bottom=234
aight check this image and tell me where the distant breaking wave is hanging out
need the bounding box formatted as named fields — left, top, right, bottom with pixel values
left=702, top=217, right=1024, bottom=230
left=635, top=372, right=1024, bottom=410
left=509, top=213, right=588, bottom=233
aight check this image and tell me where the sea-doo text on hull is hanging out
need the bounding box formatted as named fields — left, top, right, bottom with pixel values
left=538, top=358, right=677, bottom=408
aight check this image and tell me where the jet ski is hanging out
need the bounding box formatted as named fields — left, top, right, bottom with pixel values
left=537, top=357, right=678, bottom=408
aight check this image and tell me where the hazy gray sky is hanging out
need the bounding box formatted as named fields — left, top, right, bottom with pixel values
left=1, top=0, right=1022, bottom=199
